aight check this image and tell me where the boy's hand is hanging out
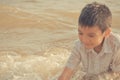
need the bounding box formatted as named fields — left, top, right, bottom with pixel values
left=58, top=67, right=73, bottom=80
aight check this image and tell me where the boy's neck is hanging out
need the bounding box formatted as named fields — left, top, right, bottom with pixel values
left=94, top=38, right=105, bottom=54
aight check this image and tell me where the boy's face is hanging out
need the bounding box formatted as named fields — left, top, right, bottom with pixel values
left=78, top=26, right=110, bottom=49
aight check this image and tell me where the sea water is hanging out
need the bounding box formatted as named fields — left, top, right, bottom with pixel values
left=0, top=0, right=120, bottom=80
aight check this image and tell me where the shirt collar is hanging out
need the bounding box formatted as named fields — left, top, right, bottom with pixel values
left=85, top=37, right=113, bottom=54
left=102, top=37, right=113, bottom=53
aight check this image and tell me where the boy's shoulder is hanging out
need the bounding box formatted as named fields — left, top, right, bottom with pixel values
left=73, top=39, right=85, bottom=50
left=109, top=32, right=120, bottom=42
left=73, top=39, right=86, bottom=53
left=108, top=32, right=120, bottom=48
left=74, top=39, right=82, bottom=46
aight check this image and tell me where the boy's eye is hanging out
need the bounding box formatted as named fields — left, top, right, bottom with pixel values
left=78, top=33, right=83, bottom=35
left=88, top=35, right=95, bottom=38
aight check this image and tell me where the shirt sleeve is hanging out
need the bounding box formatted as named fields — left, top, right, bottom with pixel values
left=66, top=41, right=81, bottom=70
left=111, top=49, right=120, bottom=72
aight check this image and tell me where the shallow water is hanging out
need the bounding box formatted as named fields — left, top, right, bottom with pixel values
left=0, top=0, right=120, bottom=80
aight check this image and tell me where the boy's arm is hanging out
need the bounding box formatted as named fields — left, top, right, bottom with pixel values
left=58, top=41, right=81, bottom=80
left=58, top=67, right=74, bottom=80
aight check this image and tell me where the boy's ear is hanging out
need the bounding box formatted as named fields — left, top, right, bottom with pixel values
left=104, top=28, right=111, bottom=37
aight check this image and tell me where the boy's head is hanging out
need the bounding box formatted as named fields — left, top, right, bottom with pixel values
left=78, top=2, right=112, bottom=49
left=79, top=2, right=112, bottom=32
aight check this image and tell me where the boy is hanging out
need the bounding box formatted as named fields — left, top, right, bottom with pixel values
left=58, top=2, right=120, bottom=80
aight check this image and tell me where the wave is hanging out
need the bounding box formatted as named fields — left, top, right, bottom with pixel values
left=0, top=47, right=70, bottom=80
left=0, top=4, right=78, bottom=31
left=0, top=4, right=42, bottom=28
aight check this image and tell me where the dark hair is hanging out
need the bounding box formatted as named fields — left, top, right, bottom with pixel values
left=78, top=2, right=112, bottom=32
